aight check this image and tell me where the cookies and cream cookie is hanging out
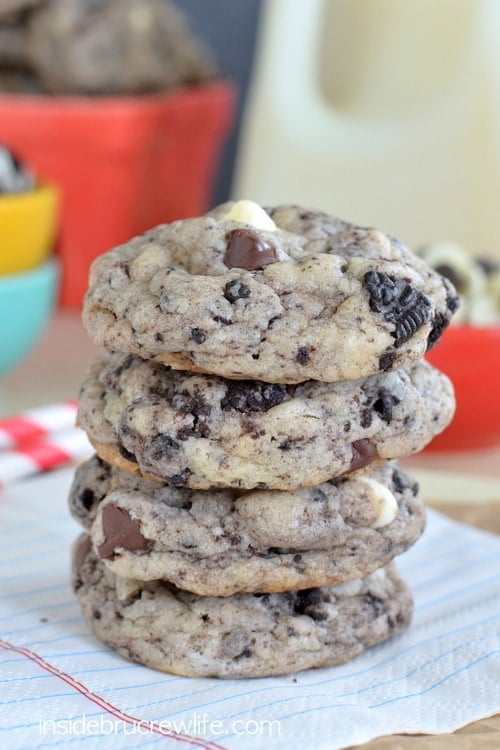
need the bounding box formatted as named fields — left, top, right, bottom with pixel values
left=69, top=455, right=424, bottom=596
left=82, top=201, right=459, bottom=384
left=77, top=351, right=455, bottom=490
left=73, top=535, right=413, bottom=679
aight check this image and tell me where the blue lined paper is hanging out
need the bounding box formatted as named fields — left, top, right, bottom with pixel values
left=1, top=469, right=499, bottom=750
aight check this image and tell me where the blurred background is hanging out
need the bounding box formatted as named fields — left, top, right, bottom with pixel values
left=0, top=0, right=499, bottom=456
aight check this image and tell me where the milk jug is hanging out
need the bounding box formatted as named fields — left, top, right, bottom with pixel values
left=233, top=0, right=500, bottom=255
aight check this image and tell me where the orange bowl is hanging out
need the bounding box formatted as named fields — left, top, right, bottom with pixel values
left=425, top=325, right=500, bottom=451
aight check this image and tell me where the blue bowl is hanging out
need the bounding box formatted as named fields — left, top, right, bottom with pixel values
left=0, top=259, right=59, bottom=375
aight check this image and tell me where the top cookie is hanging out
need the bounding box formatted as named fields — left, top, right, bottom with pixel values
left=83, top=201, right=459, bottom=384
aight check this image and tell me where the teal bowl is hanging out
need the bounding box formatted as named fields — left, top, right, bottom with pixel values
left=0, top=259, right=59, bottom=375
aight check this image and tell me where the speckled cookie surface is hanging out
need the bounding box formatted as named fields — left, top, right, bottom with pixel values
left=72, top=536, right=412, bottom=678
left=82, top=202, right=459, bottom=383
left=77, top=351, right=455, bottom=490
left=69, top=455, right=424, bottom=596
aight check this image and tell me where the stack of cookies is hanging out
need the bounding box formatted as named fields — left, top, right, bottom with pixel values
left=69, top=201, right=457, bottom=678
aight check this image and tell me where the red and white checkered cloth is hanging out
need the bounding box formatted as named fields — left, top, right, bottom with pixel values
left=0, top=401, right=78, bottom=450
left=0, top=402, right=92, bottom=487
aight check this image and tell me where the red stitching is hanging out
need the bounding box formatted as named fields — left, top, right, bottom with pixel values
left=0, top=638, right=229, bottom=750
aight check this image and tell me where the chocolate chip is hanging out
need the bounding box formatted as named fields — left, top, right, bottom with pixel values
left=363, top=271, right=432, bottom=347
left=190, top=327, right=206, bottom=344
left=221, top=381, right=287, bottom=413
left=224, top=228, right=278, bottom=270
left=224, top=279, right=251, bottom=302
left=379, top=350, right=396, bottom=371
left=348, top=439, right=378, bottom=473
left=72, top=536, right=92, bottom=592
left=97, top=504, right=152, bottom=559
left=295, top=346, right=310, bottom=365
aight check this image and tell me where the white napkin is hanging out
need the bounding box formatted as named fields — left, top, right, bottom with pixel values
left=1, top=469, right=499, bottom=750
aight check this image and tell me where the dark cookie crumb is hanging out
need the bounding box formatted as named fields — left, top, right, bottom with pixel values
left=364, top=593, right=386, bottom=616
left=190, top=328, right=206, bottom=344
left=295, top=347, right=310, bottom=365
left=150, top=434, right=179, bottom=461
left=224, top=280, right=251, bottom=303
left=80, top=488, right=95, bottom=511
left=379, top=350, right=396, bottom=371
left=360, top=409, right=373, bottom=428
left=119, top=444, right=138, bottom=463
left=169, top=468, right=192, bottom=486
left=372, top=390, right=400, bottom=424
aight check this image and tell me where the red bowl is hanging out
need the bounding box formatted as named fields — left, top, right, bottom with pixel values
left=425, top=325, right=500, bottom=451
left=0, top=82, right=236, bottom=308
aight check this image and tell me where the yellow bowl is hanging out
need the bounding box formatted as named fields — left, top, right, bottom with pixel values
left=0, top=183, right=60, bottom=275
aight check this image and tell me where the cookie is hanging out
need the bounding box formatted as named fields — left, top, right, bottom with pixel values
left=0, top=0, right=41, bottom=19
left=82, top=200, right=459, bottom=384
left=26, top=0, right=217, bottom=95
left=69, top=455, right=424, bottom=596
left=72, top=535, right=412, bottom=678
left=77, top=351, right=455, bottom=490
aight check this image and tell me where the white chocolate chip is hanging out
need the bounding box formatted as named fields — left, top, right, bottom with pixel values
left=224, top=200, right=277, bottom=231
left=357, top=476, right=398, bottom=528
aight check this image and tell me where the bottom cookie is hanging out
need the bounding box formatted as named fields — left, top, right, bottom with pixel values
left=73, top=534, right=413, bottom=679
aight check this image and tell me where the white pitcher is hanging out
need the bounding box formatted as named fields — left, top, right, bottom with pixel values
left=233, top=0, right=500, bottom=255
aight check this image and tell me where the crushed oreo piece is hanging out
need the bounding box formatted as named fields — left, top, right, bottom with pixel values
left=372, top=390, right=400, bottom=424
left=426, top=312, right=450, bottom=351
left=150, top=434, right=179, bottom=461
left=221, top=381, right=287, bottom=413
left=363, top=271, right=432, bottom=347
